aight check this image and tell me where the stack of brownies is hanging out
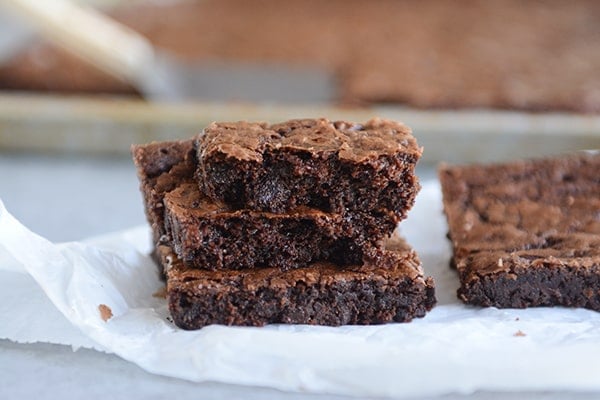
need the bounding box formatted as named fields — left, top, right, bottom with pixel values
left=132, top=118, right=436, bottom=329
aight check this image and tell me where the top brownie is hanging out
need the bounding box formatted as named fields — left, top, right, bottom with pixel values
left=196, top=118, right=422, bottom=220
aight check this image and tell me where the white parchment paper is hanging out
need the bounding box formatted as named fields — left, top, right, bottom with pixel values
left=1, top=181, right=600, bottom=398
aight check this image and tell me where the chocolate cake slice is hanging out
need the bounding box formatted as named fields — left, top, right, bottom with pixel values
left=439, top=152, right=600, bottom=309
left=196, top=118, right=421, bottom=222
left=158, top=236, right=436, bottom=329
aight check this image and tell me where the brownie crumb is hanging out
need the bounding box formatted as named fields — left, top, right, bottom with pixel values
left=514, top=330, right=526, bottom=337
left=98, top=304, right=113, bottom=322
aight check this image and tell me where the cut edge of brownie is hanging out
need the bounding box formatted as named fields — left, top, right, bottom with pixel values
left=439, top=152, right=600, bottom=310
left=196, top=118, right=422, bottom=220
left=158, top=236, right=436, bottom=329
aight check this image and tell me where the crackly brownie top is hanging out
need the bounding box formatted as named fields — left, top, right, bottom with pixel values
left=160, top=236, right=425, bottom=293
left=439, top=152, right=600, bottom=277
left=197, top=118, right=421, bottom=163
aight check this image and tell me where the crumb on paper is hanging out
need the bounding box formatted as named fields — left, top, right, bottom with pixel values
left=98, top=304, right=113, bottom=322
left=153, top=286, right=167, bottom=299
left=514, top=330, right=526, bottom=337
left=515, top=317, right=520, bottom=321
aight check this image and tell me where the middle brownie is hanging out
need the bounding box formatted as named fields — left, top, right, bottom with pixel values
left=164, top=182, right=397, bottom=271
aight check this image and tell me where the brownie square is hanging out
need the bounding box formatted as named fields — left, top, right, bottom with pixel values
left=196, top=118, right=421, bottom=222
left=131, top=139, right=196, bottom=244
left=439, top=152, right=600, bottom=309
left=158, top=236, right=436, bottom=329
left=164, top=182, right=397, bottom=271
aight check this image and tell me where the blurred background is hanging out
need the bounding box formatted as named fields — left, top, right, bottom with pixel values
left=0, top=0, right=598, bottom=240
left=0, top=0, right=599, bottom=157
left=2, top=0, right=600, bottom=111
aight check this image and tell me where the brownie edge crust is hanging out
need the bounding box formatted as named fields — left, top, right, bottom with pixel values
left=159, top=239, right=436, bottom=329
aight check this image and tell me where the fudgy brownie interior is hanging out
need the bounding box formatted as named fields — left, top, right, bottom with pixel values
left=133, top=139, right=399, bottom=271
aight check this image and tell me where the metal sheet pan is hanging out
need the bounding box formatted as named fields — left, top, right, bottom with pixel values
left=0, top=93, right=598, bottom=163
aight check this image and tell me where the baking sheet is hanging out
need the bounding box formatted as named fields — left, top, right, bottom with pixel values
left=2, top=181, right=600, bottom=399
left=0, top=93, right=599, bottom=162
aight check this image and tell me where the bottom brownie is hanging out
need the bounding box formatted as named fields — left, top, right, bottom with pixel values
left=157, top=237, right=436, bottom=329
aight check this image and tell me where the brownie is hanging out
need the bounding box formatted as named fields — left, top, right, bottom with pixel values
left=133, top=138, right=397, bottom=270
left=158, top=236, right=436, bottom=329
left=164, top=182, right=396, bottom=270
left=131, top=139, right=196, bottom=244
left=439, top=152, right=600, bottom=309
left=196, top=118, right=421, bottom=222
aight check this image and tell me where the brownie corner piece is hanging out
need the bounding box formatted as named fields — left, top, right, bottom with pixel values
left=440, top=152, right=600, bottom=310
left=158, top=238, right=436, bottom=329
left=196, top=118, right=422, bottom=219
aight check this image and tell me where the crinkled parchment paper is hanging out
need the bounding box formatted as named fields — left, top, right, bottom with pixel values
left=1, top=181, right=600, bottom=398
